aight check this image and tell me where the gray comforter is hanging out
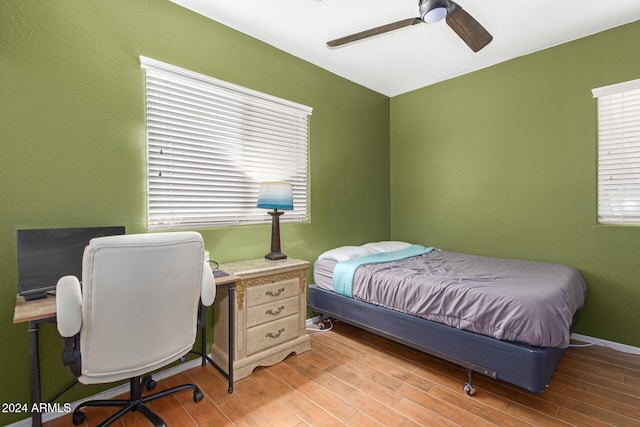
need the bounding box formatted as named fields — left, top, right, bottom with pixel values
left=316, top=250, right=586, bottom=348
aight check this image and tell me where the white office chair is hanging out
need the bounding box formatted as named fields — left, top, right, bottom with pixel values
left=56, top=232, right=216, bottom=427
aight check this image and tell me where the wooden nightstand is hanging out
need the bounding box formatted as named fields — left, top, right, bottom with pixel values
left=210, top=257, right=311, bottom=380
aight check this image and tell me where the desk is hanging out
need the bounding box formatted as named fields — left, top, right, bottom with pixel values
left=13, top=274, right=239, bottom=427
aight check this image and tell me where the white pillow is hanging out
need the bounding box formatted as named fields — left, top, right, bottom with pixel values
left=317, top=246, right=375, bottom=262
left=361, top=241, right=412, bottom=254
left=318, top=241, right=413, bottom=262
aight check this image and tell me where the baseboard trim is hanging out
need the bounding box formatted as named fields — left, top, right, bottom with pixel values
left=8, top=357, right=204, bottom=427
left=571, top=333, right=640, bottom=355
left=306, top=315, right=322, bottom=326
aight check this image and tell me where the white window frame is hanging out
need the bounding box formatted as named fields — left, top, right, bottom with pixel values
left=592, top=78, right=640, bottom=225
left=140, top=56, right=312, bottom=230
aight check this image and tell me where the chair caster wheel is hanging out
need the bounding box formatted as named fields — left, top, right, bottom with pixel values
left=463, top=383, right=476, bottom=396
left=194, top=389, right=204, bottom=402
left=72, top=410, right=86, bottom=425
left=146, top=378, right=157, bottom=390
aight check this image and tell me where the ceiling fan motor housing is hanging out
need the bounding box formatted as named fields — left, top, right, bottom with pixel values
left=419, top=0, right=451, bottom=23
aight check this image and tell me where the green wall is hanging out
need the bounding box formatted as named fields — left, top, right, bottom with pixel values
left=0, top=1, right=390, bottom=423
left=2, top=0, right=639, bottom=423
left=390, top=20, right=640, bottom=348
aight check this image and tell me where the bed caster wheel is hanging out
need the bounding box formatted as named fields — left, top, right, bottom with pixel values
left=72, top=410, right=86, bottom=425
left=146, top=378, right=157, bottom=391
left=318, top=322, right=326, bottom=330
left=193, top=389, right=204, bottom=402
left=463, top=383, right=476, bottom=396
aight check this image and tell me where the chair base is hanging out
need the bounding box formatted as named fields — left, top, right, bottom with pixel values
left=72, top=375, right=203, bottom=427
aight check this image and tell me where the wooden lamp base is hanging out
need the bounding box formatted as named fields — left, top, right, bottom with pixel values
left=265, top=210, right=286, bottom=260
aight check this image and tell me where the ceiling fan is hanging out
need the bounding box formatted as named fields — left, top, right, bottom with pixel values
left=327, top=0, right=493, bottom=52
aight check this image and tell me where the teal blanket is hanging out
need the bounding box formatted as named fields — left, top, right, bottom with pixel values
left=333, top=245, right=434, bottom=297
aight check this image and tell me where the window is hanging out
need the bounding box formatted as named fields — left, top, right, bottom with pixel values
left=592, top=78, right=640, bottom=225
left=140, top=56, right=312, bottom=230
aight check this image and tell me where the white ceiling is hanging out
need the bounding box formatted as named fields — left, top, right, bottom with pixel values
left=169, top=0, right=640, bottom=97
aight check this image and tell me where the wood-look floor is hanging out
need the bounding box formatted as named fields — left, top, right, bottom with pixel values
left=45, top=321, right=640, bottom=427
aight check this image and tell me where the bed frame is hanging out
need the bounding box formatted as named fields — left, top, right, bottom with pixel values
left=309, top=284, right=573, bottom=395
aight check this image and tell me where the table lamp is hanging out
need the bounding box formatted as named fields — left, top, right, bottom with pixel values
left=257, top=182, right=293, bottom=260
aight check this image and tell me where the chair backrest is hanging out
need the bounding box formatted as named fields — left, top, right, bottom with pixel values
left=78, top=232, right=205, bottom=384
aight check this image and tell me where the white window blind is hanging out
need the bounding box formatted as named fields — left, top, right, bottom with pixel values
left=592, top=78, right=640, bottom=225
left=140, top=56, right=312, bottom=230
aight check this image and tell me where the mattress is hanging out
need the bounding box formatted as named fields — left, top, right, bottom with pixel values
left=313, top=247, right=586, bottom=348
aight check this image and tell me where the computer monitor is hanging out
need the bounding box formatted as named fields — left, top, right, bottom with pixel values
left=16, top=226, right=126, bottom=300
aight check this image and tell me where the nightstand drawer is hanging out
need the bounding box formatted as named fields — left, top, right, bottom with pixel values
left=212, top=257, right=310, bottom=381
left=246, top=315, right=299, bottom=355
left=246, top=277, right=299, bottom=307
left=247, top=296, right=299, bottom=328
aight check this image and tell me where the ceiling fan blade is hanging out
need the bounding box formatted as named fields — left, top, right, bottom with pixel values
left=327, top=18, right=422, bottom=48
left=445, top=2, right=493, bottom=52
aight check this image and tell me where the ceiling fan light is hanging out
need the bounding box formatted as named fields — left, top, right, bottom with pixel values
left=423, top=7, right=448, bottom=23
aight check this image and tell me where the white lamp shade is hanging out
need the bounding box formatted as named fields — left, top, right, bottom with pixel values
left=257, top=182, right=293, bottom=210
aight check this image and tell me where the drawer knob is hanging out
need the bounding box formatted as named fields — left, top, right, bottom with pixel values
left=266, top=306, right=285, bottom=316
left=265, top=328, right=285, bottom=339
left=265, top=288, right=285, bottom=297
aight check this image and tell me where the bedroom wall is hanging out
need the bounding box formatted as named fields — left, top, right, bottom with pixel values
left=0, top=0, right=390, bottom=423
left=390, top=20, right=640, bottom=348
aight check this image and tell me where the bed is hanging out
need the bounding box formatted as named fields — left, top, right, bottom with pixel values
left=308, top=241, right=586, bottom=394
